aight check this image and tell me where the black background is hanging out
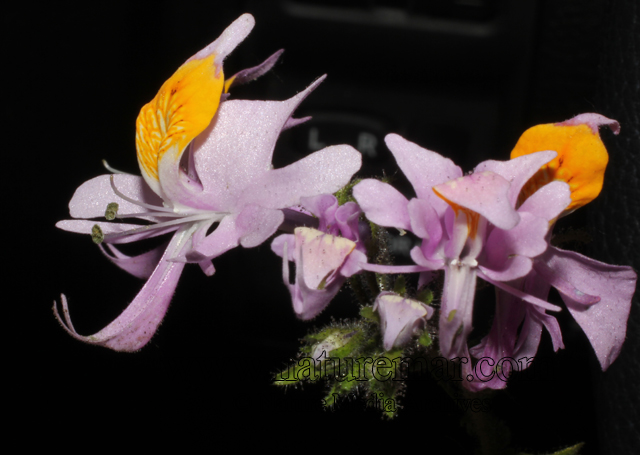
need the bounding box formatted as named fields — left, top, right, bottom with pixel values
left=7, top=1, right=638, bottom=452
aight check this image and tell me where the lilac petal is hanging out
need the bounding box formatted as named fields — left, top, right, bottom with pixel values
left=478, top=270, right=563, bottom=312
left=385, top=134, right=462, bottom=213
left=299, top=194, right=339, bottom=232
left=418, top=271, right=437, bottom=289
left=53, top=231, right=187, bottom=352
left=283, top=116, right=312, bottom=130
left=281, top=237, right=346, bottom=320
left=539, top=246, right=636, bottom=370
left=468, top=288, right=525, bottom=391
left=408, top=198, right=444, bottom=259
left=433, top=171, right=519, bottom=230
left=505, top=272, right=564, bottom=360
left=198, top=260, right=215, bottom=276
left=374, top=292, right=433, bottom=351
left=56, top=220, right=180, bottom=244
left=239, top=144, right=361, bottom=210
left=483, top=211, right=549, bottom=269
left=518, top=267, right=564, bottom=347
left=474, top=151, right=557, bottom=207
left=271, top=234, right=296, bottom=262
left=533, top=259, right=600, bottom=306
left=187, top=216, right=240, bottom=261
left=193, top=77, right=327, bottom=210
left=410, top=245, right=445, bottom=271
left=515, top=305, right=565, bottom=359
left=518, top=181, right=571, bottom=222
left=226, top=49, right=283, bottom=88
left=291, top=274, right=345, bottom=321
left=187, top=220, right=215, bottom=255
left=556, top=113, right=620, bottom=135
left=158, top=152, right=210, bottom=211
left=69, top=174, right=163, bottom=220
left=360, top=262, right=428, bottom=274
left=479, top=256, right=532, bottom=282
left=352, top=179, right=411, bottom=231
left=295, top=228, right=356, bottom=290
left=280, top=207, right=318, bottom=233
left=188, top=13, right=255, bottom=69
left=340, top=249, right=367, bottom=277
left=439, top=264, right=477, bottom=359
left=334, top=202, right=362, bottom=241
left=236, top=205, right=284, bottom=248
left=99, top=243, right=166, bottom=279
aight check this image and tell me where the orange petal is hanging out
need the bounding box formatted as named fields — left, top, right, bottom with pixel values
left=511, top=114, right=618, bottom=212
left=135, top=54, right=224, bottom=189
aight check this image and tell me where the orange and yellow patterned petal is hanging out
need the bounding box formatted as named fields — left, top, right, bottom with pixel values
left=511, top=113, right=619, bottom=213
left=135, top=54, right=224, bottom=195
left=133, top=13, right=256, bottom=198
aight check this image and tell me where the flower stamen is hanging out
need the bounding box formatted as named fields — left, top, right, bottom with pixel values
left=91, top=225, right=104, bottom=244
left=105, top=203, right=119, bottom=220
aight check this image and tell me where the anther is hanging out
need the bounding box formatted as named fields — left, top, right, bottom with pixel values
left=91, top=225, right=104, bottom=244
left=105, top=202, right=119, bottom=220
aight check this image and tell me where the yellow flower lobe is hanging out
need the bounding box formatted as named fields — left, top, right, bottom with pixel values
left=511, top=122, right=609, bottom=212
left=135, top=54, right=224, bottom=183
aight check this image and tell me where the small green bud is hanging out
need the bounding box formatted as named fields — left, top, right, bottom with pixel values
left=105, top=202, right=119, bottom=220
left=418, top=331, right=432, bottom=348
left=393, top=275, right=406, bottom=295
left=91, top=224, right=104, bottom=244
left=416, top=287, right=433, bottom=305
left=360, top=306, right=379, bottom=324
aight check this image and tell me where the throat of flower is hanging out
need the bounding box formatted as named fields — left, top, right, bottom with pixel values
left=433, top=191, right=485, bottom=263
left=100, top=175, right=228, bottom=244
left=441, top=259, right=478, bottom=358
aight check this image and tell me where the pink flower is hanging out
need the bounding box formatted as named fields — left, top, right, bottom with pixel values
left=468, top=114, right=636, bottom=390
left=354, top=117, right=636, bottom=389
left=354, top=134, right=562, bottom=362
left=374, top=292, right=434, bottom=351
left=271, top=194, right=367, bottom=320
left=55, top=14, right=361, bottom=351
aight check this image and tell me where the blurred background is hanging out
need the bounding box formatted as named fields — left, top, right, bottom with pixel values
left=8, top=1, right=638, bottom=452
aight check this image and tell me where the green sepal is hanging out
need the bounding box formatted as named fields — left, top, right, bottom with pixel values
left=360, top=306, right=379, bottom=324
left=393, top=275, right=406, bottom=295
left=418, top=331, right=433, bottom=348
left=334, top=178, right=362, bottom=205
left=416, top=287, right=434, bottom=305
left=273, top=348, right=331, bottom=385
left=322, top=379, right=359, bottom=409
left=303, top=326, right=364, bottom=359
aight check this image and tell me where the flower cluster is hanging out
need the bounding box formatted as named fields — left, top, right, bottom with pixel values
left=348, top=115, right=636, bottom=390
left=271, top=114, right=635, bottom=392
left=56, top=14, right=636, bottom=403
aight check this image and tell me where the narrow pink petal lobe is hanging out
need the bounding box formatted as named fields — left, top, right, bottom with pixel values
left=99, top=243, right=167, bottom=279
left=54, top=231, right=187, bottom=352
left=556, top=113, right=620, bottom=135
left=385, top=134, right=462, bottom=205
left=539, top=246, right=636, bottom=370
